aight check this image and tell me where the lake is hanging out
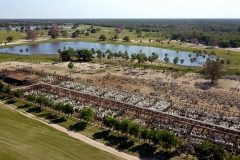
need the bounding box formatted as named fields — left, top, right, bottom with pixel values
left=0, top=26, right=77, bottom=31
left=1, top=41, right=212, bottom=66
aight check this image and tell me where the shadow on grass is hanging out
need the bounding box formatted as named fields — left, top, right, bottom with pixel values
left=93, top=130, right=134, bottom=150
left=5, top=100, right=16, bottom=104
left=51, top=116, right=67, bottom=123
left=117, top=140, right=134, bottom=151
left=93, top=130, right=110, bottom=139
left=17, top=104, right=31, bottom=109
left=0, top=96, right=6, bottom=99
left=154, top=150, right=180, bottom=160
left=130, top=143, right=158, bottom=158
left=27, top=107, right=42, bottom=113
left=39, top=113, right=59, bottom=120
left=69, top=121, right=87, bottom=131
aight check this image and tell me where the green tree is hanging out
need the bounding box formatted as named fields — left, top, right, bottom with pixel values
left=6, top=36, right=13, bottom=42
left=113, top=35, right=118, bottom=40
left=180, top=59, right=184, bottom=64
left=123, top=36, right=130, bottom=42
left=120, top=118, right=131, bottom=135
left=79, top=108, right=94, bottom=122
left=113, top=119, right=122, bottom=132
left=36, top=95, right=45, bottom=108
left=173, top=57, right=179, bottom=65
left=226, top=59, right=231, bottom=70
left=103, top=116, right=116, bottom=129
left=75, top=49, right=93, bottom=62
left=164, top=57, right=170, bottom=64
left=220, top=59, right=225, bottom=65
left=14, top=89, right=23, bottom=98
left=68, top=62, right=74, bottom=77
left=20, top=49, right=23, bottom=54
left=26, top=94, right=35, bottom=102
left=114, top=27, right=121, bottom=35
left=150, top=130, right=161, bottom=145
left=160, top=129, right=182, bottom=151
left=202, top=59, right=224, bottom=83
left=55, top=102, right=64, bottom=113
left=140, top=128, right=150, bottom=142
left=194, top=142, right=225, bottom=160
left=63, top=103, right=74, bottom=116
left=96, top=50, right=103, bottom=63
left=99, top=34, right=106, bottom=41
left=129, top=122, right=141, bottom=138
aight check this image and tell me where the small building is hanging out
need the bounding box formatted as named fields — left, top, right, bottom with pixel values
left=4, top=74, right=31, bottom=86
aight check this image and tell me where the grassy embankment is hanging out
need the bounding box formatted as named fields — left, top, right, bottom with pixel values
left=0, top=94, right=191, bottom=160
left=0, top=97, right=124, bottom=160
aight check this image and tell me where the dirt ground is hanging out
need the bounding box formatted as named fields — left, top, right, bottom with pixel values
left=0, top=61, right=238, bottom=91
left=0, top=61, right=239, bottom=115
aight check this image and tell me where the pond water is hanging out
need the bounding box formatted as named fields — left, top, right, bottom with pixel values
left=1, top=41, right=212, bottom=66
left=0, top=26, right=73, bottom=30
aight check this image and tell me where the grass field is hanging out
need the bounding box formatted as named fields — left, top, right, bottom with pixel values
left=0, top=102, right=123, bottom=160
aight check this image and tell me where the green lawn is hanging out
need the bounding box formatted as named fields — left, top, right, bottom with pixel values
left=0, top=103, right=123, bottom=160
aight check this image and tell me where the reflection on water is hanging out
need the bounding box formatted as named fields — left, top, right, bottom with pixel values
left=2, top=41, right=213, bottom=66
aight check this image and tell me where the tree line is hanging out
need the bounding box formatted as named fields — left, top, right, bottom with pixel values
left=1, top=19, right=240, bottom=48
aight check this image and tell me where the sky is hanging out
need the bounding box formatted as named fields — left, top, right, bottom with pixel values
left=1, top=0, right=239, bottom=19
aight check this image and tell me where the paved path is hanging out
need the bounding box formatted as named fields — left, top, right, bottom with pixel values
left=0, top=100, right=139, bottom=160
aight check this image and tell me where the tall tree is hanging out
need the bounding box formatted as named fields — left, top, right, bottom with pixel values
left=103, top=116, right=116, bottom=129
left=99, top=34, right=106, bottom=41
left=173, top=57, right=179, bottom=65
left=96, top=50, right=103, bottom=63
left=26, top=29, right=38, bottom=41
left=114, top=27, right=121, bottom=35
left=129, top=122, right=141, bottom=138
left=68, top=62, right=74, bottom=77
left=120, top=118, right=131, bottom=136
left=123, top=36, right=130, bottom=42
left=180, top=59, right=184, bottom=64
left=226, top=59, right=231, bottom=70
left=202, top=59, right=224, bottom=83
left=20, top=49, right=23, bottom=54
left=49, top=25, right=61, bottom=39
left=194, top=142, right=225, bottom=160
left=79, top=108, right=94, bottom=122
left=140, top=128, right=150, bottom=142
left=6, top=36, right=13, bottom=42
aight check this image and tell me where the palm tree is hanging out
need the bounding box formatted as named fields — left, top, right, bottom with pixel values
left=26, top=48, right=28, bottom=54
left=202, top=54, right=206, bottom=64
left=226, top=59, right=231, bottom=70
left=96, top=50, right=103, bottom=64
left=180, top=59, right=184, bottom=64
left=68, top=62, right=74, bottom=77
left=164, top=57, right=170, bottom=64
left=173, top=57, right=179, bottom=65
